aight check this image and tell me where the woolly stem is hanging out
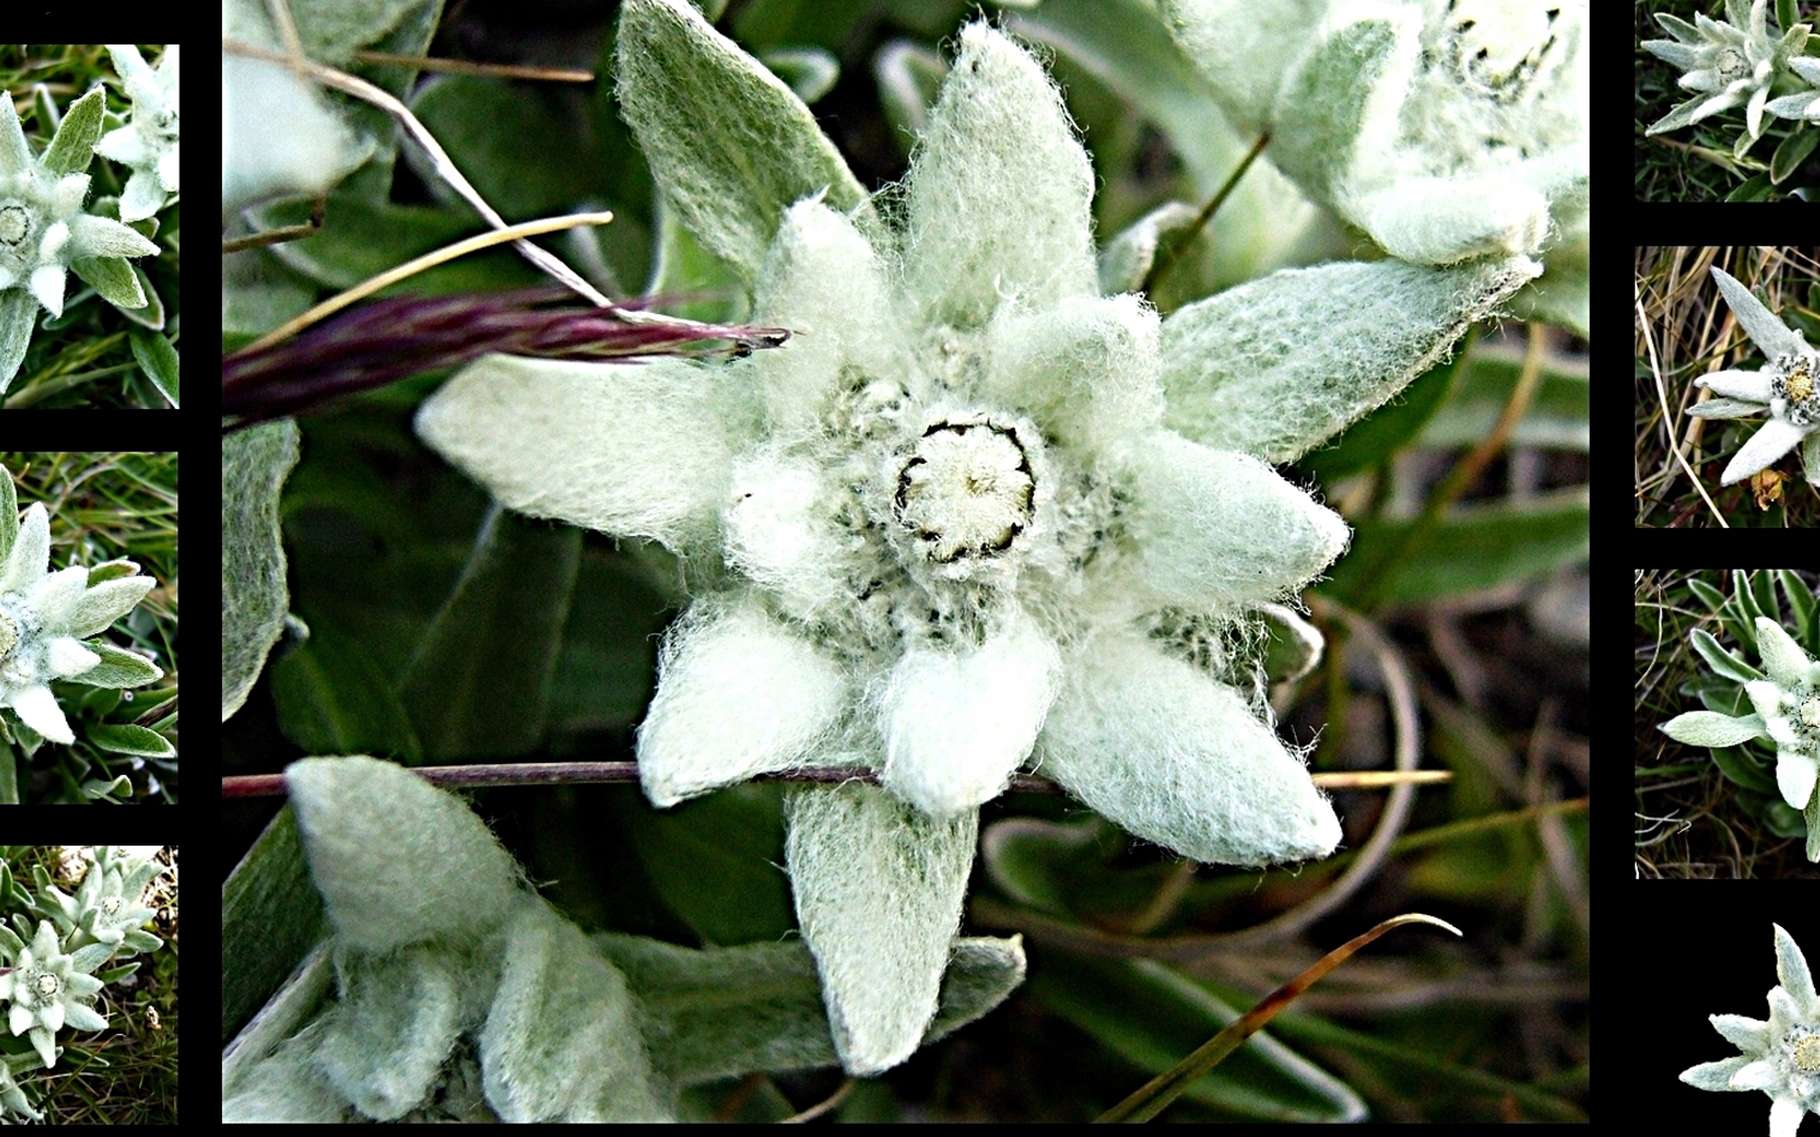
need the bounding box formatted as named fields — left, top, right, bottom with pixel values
left=220, top=763, right=1449, bottom=800
left=1138, top=131, right=1270, bottom=296
left=1095, top=914, right=1462, bottom=1122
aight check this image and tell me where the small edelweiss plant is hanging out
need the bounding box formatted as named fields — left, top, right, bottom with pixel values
left=1690, top=266, right=1820, bottom=487
left=1683, top=925, right=1820, bottom=1136
left=1161, top=0, right=1588, bottom=268
left=1658, top=576, right=1820, bottom=861
left=96, top=44, right=178, bottom=223
left=1643, top=0, right=1812, bottom=156
left=0, top=848, right=167, bottom=1120
left=0, top=467, right=161, bottom=749
left=416, top=0, right=1539, bottom=1076
left=0, top=82, right=159, bottom=389
left=222, top=758, right=1022, bottom=1122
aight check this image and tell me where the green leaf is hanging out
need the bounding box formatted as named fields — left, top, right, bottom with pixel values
left=1753, top=568, right=1783, bottom=625
left=222, top=419, right=301, bottom=721
left=1690, top=628, right=1764, bottom=685
left=0, top=465, right=16, bottom=567
left=1712, top=745, right=1780, bottom=794
left=624, top=784, right=794, bottom=945
left=1783, top=0, right=1802, bottom=39
left=40, top=86, right=104, bottom=175
left=1784, top=570, right=1820, bottom=651
left=408, top=75, right=608, bottom=219
left=644, top=199, right=747, bottom=324
left=221, top=807, right=327, bottom=1042
left=1322, top=489, right=1589, bottom=606
left=1416, top=345, right=1590, bottom=452
left=616, top=0, right=872, bottom=282
left=1300, top=348, right=1463, bottom=483
left=83, top=723, right=174, bottom=758
left=597, top=932, right=1027, bottom=1086
left=0, top=744, right=13, bottom=804
left=68, top=641, right=162, bottom=688
left=118, top=262, right=166, bottom=330
left=1766, top=800, right=1808, bottom=838
left=252, top=192, right=540, bottom=295
left=1772, top=127, right=1819, bottom=185
left=546, top=554, right=669, bottom=734
left=398, top=507, right=580, bottom=759
left=127, top=329, right=178, bottom=408
left=758, top=45, right=840, bottom=104
left=69, top=256, right=146, bottom=311
left=1806, top=781, right=1820, bottom=863
left=270, top=621, right=423, bottom=763
left=1029, top=954, right=1366, bottom=1122
left=873, top=39, right=947, bottom=157
left=1725, top=173, right=1773, bottom=202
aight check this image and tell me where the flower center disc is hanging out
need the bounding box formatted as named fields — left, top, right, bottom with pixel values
left=1797, top=1035, right=1820, bottom=1074
left=32, top=973, right=55, bottom=998
left=1775, top=357, right=1820, bottom=426
left=1444, top=0, right=1564, bottom=96
left=1803, top=698, right=1820, bottom=729
left=895, top=419, right=1036, bottom=565
left=0, top=206, right=28, bottom=248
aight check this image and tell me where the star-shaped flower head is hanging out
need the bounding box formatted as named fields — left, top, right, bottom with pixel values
left=0, top=920, right=108, bottom=1068
left=48, top=849, right=159, bottom=947
left=1682, top=925, right=1820, bottom=1137
left=419, top=0, right=1538, bottom=1077
left=1161, top=0, right=1587, bottom=267
left=1688, top=266, right=1820, bottom=487
left=0, top=83, right=159, bottom=387
left=1661, top=616, right=1820, bottom=813
left=1644, top=0, right=1810, bottom=148
left=0, top=487, right=162, bottom=746
left=97, top=44, right=179, bottom=222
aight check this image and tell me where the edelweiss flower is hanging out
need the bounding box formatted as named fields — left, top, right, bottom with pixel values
left=40, top=851, right=158, bottom=947
left=1644, top=0, right=1808, bottom=149
left=419, top=0, right=1536, bottom=1075
left=0, top=921, right=107, bottom=1068
left=97, top=44, right=179, bottom=222
left=1163, top=0, right=1588, bottom=266
left=0, top=84, right=159, bottom=386
left=0, top=500, right=161, bottom=745
left=1683, top=925, right=1820, bottom=1136
left=1661, top=616, right=1820, bottom=811
left=1690, top=267, right=1820, bottom=486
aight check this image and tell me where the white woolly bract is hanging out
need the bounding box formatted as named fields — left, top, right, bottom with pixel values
left=983, top=294, right=1166, bottom=456
left=1124, top=432, right=1348, bottom=610
left=876, top=607, right=1062, bottom=817
left=784, top=783, right=978, bottom=1076
left=899, top=23, right=1096, bottom=327
left=1037, top=631, right=1341, bottom=866
left=1658, top=709, right=1770, bottom=749
left=221, top=55, right=364, bottom=220
left=1160, top=255, right=1541, bottom=463
left=722, top=450, right=852, bottom=621
left=479, top=898, right=670, bottom=1122
left=284, top=756, right=524, bottom=952
left=636, top=599, right=847, bottom=807
left=415, top=354, right=748, bottom=550
left=313, top=947, right=465, bottom=1121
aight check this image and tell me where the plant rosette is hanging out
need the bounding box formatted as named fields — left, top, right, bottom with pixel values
left=1690, top=266, right=1820, bottom=487
left=1683, top=925, right=1820, bottom=1136
left=416, top=0, right=1539, bottom=1077
left=1643, top=0, right=1812, bottom=156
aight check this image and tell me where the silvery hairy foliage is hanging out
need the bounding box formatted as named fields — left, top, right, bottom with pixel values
left=1683, top=925, right=1820, bottom=1136
left=0, top=465, right=161, bottom=751
left=0, top=83, right=158, bottom=389
left=1160, top=0, right=1587, bottom=304
left=97, top=45, right=179, bottom=223
left=1659, top=606, right=1820, bottom=861
left=1643, top=0, right=1820, bottom=154
left=0, top=848, right=167, bottom=1120
left=1690, top=266, right=1820, bottom=487
left=221, top=757, right=1025, bottom=1122
left=413, top=0, right=1539, bottom=1077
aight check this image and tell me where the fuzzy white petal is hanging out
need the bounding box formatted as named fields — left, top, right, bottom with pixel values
left=1711, top=267, right=1807, bottom=361
left=1037, top=631, right=1341, bottom=866
left=900, top=22, right=1096, bottom=327
left=1711, top=1012, right=1771, bottom=1054
left=878, top=607, right=1062, bottom=817
left=1722, top=419, right=1810, bottom=486
left=1350, top=175, right=1550, bottom=264
left=1747, top=679, right=1788, bottom=721
left=119, top=169, right=165, bottom=223
left=1699, top=369, right=1776, bottom=402
left=37, top=222, right=68, bottom=260
left=27, top=266, right=63, bottom=319
left=1758, top=618, right=1817, bottom=688
left=636, top=600, right=847, bottom=807
left=1124, top=432, right=1349, bottom=608
left=46, top=638, right=99, bottom=679
left=1731, top=1058, right=1782, bottom=1091
left=10, top=685, right=72, bottom=745
left=0, top=504, right=48, bottom=592
left=721, top=450, right=850, bottom=622
left=26, top=564, right=86, bottom=625
left=982, top=293, right=1165, bottom=454
left=417, top=355, right=746, bottom=550
left=6, top=1004, right=26, bottom=1037
left=1777, top=924, right=1819, bottom=1013
left=37, top=1002, right=61, bottom=1035
left=1778, top=749, right=1819, bottom=810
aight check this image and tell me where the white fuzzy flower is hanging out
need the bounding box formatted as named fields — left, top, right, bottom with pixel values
left=97, top=44, right=179, bottom=222
left=419, top=1, right=1537, bottom=1077
left=1162, top=0, right=1587, bottom=266
left=0, top=502, right=158, bottom=745
left=1683, top=925, right=1820, bottom=1137
left=1689, top=267, right=1820, bottom=487
left=1644, top=0, right=1810, bottom=145
left=0, top=920, right=107, bottom=1069
left=1662, top=617, right=1820, bottom=811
